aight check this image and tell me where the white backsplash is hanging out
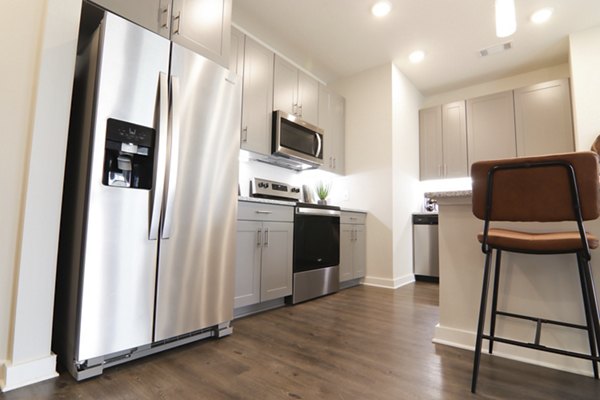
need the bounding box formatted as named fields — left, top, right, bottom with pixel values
left=239, top=152, right=349, bottom=206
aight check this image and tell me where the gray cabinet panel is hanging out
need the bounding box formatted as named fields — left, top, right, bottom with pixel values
left=229, top=26, right=244, bottom=76
left=240, top=37, right=274, bottom=155
left=353, top=225, right=366, bottom=279
left=467, top=91, right=516, bottom=165
left=234, top=221, right=262, bottom=308
left=260, top=221, right=293, bottom=301
left=274, top=55, right=319, bottom=125
left=298, top=70, right=319, bottom=125
left=339, top=226, right=353, bottom=282
left=339, top=212, right=366, bottom=283
left=419, top=106, right=443, bottom=180
left=90, top=0, right=168, bottom=38
left=318, top=84, right=345, bottom=174
left=514, top=79, right=574, bottom=157
left=442, top=101, right=467, bottom=178
left=171, top=0, right=231, bottom=67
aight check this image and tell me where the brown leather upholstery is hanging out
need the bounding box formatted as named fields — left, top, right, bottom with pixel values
left=472, top=151, right=600, bottom=222
left=477, top=229, right=599, bottom=253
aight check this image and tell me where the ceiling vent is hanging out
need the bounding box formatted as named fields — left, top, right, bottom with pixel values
left=479, top=41, right=513, bottom=57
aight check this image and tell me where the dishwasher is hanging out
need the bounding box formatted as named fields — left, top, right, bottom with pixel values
left=412, top=213, right=439, bottom=282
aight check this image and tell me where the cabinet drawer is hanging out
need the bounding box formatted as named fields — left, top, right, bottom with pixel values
left=238, top=201, right=294, bottom=222
left=341, top=211, right=366, bottom=225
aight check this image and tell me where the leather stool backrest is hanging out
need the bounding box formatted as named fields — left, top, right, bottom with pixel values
left=471, top=151, right=600, bottom=222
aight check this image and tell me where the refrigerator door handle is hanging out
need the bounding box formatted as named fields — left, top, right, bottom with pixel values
left=162, top=75, right=181, bottom=239
left=149, top=72, right=169, bottom=240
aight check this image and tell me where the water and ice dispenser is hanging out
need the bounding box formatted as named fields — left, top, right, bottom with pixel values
left=102, top=118, right=155, bottom=189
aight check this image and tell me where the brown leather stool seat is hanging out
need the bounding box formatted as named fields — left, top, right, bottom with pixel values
left=477, top=229, right=600, bottom=253
left=470, top=151, right=600, bottom=393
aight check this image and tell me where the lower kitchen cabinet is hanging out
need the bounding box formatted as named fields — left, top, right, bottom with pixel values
left=340, top=211, right=366, bottom=284
left=235, top=202, right=293, bottom=309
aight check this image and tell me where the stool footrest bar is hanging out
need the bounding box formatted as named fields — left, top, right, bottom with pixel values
left=481, top=335, right=600, bottom=362
left=496, top=310, right=588, bottom=330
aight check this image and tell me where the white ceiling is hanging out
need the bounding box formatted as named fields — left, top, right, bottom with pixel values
left=232, top=0, right=600, bottom=95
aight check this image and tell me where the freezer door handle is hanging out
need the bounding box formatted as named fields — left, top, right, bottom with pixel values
left=162, top=75, right=181, bottom=239
left=149, top=72, right=169, bottom=240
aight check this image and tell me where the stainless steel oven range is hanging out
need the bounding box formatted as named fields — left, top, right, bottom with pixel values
left=289, top=203, right=341, bottom=304
left=250, top=178, right=341, bottom=304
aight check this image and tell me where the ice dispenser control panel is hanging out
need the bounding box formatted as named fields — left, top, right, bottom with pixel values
left=102, top=118, right=155, bottom=189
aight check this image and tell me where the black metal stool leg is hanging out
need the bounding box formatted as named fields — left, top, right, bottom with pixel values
left=488, top=250, right=502, bottom=354
left=577, top=252, right=599, bottom=379
left=472, top=249, right=494, bottom=393
left=582, top=256, right=600, bottom=377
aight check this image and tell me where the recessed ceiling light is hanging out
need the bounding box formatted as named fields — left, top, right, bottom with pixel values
left=531, top=8, right=553, bottom=24
left=371, top=1, right=392, bottom=17
left=409, top=50, right=425, bottom=64
left=495, top=0, right=517, bottom=38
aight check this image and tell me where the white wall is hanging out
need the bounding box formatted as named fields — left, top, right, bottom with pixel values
left=0, top=0, right=81, bottom=392
left=391, top=65, right=423, bottom=283
left=330, top=64, right=395, bottom=287
left=569, top=26, right=600, bottom=151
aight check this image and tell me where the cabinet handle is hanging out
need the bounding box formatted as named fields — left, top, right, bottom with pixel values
left=242, top=126, right=248, bottom=142
left=292, top=103, right=298, bottom=116
left=172, top=11, right=181, bottom=35
left=264, top=228, right=269, bottom=247
left=257, top=228, right=262, bottom=247
left=333, top=157, right=336, bottom=169
left=160, top=5, right=170, bottom=29
left=255, top=210, right=272, bottom=215
left=298, top=104, right=303, bottom=117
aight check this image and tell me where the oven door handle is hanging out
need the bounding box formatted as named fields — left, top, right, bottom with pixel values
left=296, top=207, right=340, bottom=217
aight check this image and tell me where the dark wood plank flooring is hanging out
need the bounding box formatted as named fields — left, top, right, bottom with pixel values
left=2, top=282, right=599, bottom=399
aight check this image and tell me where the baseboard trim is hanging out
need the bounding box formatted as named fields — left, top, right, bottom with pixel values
left=362, top=274, right=415, bottom=289
left=433, top=324, right=594, bottom=378
left=1, top=354, right=58, bottom=392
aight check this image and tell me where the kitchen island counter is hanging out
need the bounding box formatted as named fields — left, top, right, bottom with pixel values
left=428, top=190, right=600, bottom=377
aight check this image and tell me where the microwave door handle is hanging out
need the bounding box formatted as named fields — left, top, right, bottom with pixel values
left=315, top=132, right=322, bottom=158
left=149, top=72, right=169, bottom=240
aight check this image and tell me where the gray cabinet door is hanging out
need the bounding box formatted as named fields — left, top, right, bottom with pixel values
left=171, top=0, right=231, bottom=67
left=318, top=84, right=345, bottom=174
left=353, top=225, right=366, bottom=279
left=273, top=56, right=298, bottom=116
left=229, top=26, right=244, bottom=76
left=260, top=221, right=293, bottom=301
left=514, top=79, right=574, bottom=157
left=339, top=225, right=354, bottom=282
left=298, top=70, right=319, bottom=125
left=240, top=37, right=274, bottom=155
left=234, top=221, right=262, bottom=308
left=90, top=0, right=169, bottom=38
left=467, top=91, right=516, bottom=165
left=442, top=101, right=468, bottom=178
left=419, top=106, right=443, bottom=180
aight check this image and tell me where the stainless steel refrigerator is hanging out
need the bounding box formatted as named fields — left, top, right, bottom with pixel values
left=54, top=4, right=240, bottom=380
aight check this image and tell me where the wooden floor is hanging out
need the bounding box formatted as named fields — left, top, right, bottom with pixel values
left=2, top=282, right=600, bottom=399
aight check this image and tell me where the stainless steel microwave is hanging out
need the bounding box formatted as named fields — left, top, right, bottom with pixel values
left=272, top=110, right=324, bottom=169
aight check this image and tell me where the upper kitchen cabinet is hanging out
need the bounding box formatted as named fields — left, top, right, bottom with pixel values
left=514, top=79, right=574, bottom=157
left=419, top=101, right=467, bottom=180
left=229, top=26, right=244, bottom=76
left=467, top=91, right=516, bottom=165
left=240, top=36, right=274, bottom=155
left=171, top=0, right=231, bottom=67
left=318, top=84, right=345, bottom=174
left=273, top=56, right=319, bottom=125
left=91, top=0, right=232, bottom=68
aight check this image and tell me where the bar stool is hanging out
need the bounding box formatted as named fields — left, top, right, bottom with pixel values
left=470, top=151, right=600, bottom=393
